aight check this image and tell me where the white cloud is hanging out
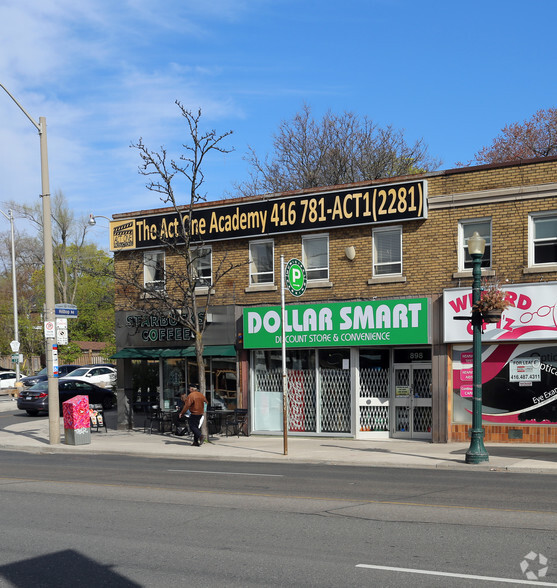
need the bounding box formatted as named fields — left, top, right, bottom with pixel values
left=0, top=0, right=255, bottom=236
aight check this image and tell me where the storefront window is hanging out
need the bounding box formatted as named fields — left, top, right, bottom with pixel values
left=162, top=358, right=186, bottom=409
left=212, top=358, right=237, bottom=409
left=131, top=359, right=159, bottom=405
left=252, top=349, right=351, bottom=434
left=187, top=356, right=237, bottom=410
left=453, top=344, right=557, bottom=424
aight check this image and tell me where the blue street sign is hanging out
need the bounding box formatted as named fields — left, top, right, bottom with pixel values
left=55, top=304, right=78, bottom=318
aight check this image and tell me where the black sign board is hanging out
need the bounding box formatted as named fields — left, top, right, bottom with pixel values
left=110, top=179, right=427, bottom=251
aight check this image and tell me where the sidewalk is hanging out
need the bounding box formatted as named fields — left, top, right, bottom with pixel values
left=2, top=395, right=557, bottom=473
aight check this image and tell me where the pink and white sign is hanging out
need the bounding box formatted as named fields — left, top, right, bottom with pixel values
left=444, top=283, right=557, bottom=343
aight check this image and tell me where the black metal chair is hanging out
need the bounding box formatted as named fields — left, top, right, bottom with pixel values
left=144, top=405, right=164, bottom=434
left=224, top=408, right=249, bottom=437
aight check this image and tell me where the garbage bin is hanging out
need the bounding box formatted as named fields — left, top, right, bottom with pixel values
left=63, top=395, right=91, bottom=445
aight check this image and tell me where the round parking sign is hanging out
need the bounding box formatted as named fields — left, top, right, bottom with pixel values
left=285, top=258, right=307, bottom=297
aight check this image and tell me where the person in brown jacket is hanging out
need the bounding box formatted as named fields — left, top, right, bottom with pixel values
left=179, top=384, right=207, bottom=446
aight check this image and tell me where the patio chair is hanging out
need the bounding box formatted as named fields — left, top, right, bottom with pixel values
left=224, top=408, right=249, bottom=437
left=144, top=405, right=165, bottom=434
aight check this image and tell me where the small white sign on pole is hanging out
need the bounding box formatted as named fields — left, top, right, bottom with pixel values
left=44, top=321, right=55, bottom=338
left=57, top=329, right=68, bottom=346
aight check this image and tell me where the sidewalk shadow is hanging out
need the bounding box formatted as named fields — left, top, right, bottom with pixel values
left=161, top=434, right=283, bottom=456
left=1, top=423, right=52, bottom=446
left=483, top=445, right=557, bottom=463
left=320, top=443, right=465, bottom=464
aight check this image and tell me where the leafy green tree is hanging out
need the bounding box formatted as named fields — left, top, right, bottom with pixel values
left=0, top=196, right=115, bottom=364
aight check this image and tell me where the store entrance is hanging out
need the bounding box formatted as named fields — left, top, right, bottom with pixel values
left=392, top=362, right=432, bottom=439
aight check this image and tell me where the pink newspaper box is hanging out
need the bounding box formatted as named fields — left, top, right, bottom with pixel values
left=63, top=395, right=91, bottom=445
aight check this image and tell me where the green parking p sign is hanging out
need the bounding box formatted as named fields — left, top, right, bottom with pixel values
left=285, top=258, right=307, bottom=297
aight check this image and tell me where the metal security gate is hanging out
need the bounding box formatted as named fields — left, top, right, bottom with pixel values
left=320, top=368, right=351, bottom=433
left=392, top=363, right=432, bottom=439
left=358, top=366, right=390, bottom=436
left=252, top=360, right=351, bottom=434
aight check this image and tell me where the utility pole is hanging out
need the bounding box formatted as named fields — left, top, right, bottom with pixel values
left=0, top=84, right=59, bottom=444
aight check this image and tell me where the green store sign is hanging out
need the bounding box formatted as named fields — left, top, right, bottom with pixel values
left=243, top=298, right=429, bottom=349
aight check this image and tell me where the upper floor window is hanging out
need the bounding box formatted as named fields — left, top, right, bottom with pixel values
left=303, top=234, right=329, bottom=281
left=249, top=240, right=274, bottom=285
left=144, top=250, right=165, bottom=291
left=192, top=246, right=212, bottom=287
left=373, top=226, right=402, bottom=276
left=529, top=212, right=557, bottom=266
left=459, top=219, right=491, bottom=270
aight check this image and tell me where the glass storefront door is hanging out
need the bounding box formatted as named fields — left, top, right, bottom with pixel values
left=392, top=363, right=432, bottom=439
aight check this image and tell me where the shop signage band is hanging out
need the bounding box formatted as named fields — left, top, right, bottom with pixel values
left=243, top=298, right=430, bottom=349
left=443, top=282, right=557, bottom=343
left=109, top=179, right=427, bottom=251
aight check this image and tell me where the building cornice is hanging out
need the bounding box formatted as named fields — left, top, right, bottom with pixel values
left=428, top=182, right=557, bottom=210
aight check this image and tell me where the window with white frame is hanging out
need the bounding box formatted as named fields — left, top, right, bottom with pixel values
left=459, top=219, right=492, bottom=270
left=144, top=250, right=165, bottom=291
left=249, top=240, right=274, bottom=284
left=302, top=234, right=329, bottom=281
left=373, top=226, right=402, bottom=276
left=530, top=212, right=557, bottom=266
left=192, top=246, right=212, bottom=286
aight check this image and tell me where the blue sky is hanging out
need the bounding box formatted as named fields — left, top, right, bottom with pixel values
left=1, top=0, right=556, bottom=246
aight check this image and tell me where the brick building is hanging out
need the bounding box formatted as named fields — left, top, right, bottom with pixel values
left=112, top=156, right=557, bottom=443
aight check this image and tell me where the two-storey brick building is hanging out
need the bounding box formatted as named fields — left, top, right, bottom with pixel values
left=112, top=156, right=557, bottom=443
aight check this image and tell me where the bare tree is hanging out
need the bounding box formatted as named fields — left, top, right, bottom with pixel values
left=236, top=104, right=441, bottom=196
left=124, top=103, right=241, bottom=413
left=462, top=107, right=557, bottom=165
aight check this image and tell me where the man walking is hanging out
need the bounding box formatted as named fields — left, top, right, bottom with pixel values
left=178, top=383, right=207, bottom=446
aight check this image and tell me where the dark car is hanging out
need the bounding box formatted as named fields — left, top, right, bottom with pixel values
left=20, top=364, right=81, bottom=388
left=17, top=378, right=116, bottom=416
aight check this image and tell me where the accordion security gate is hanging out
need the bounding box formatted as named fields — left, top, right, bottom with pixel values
left=254, top=366, right=350, bottom=435
left=252, top=353, right=432, bottom=439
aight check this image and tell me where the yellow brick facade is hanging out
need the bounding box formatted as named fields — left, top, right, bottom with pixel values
left=114, top=156, right=557, bottom=443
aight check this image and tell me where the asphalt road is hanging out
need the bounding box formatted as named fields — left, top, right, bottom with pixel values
left=0, top=451, right=556, bottom=587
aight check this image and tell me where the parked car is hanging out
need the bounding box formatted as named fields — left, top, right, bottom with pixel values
left=0, top=371, right=26, bottom=389
left=62, top=365, right=117, bottom=388
left=17, top=378, right=116, bottom=416
left=20, top=364, right=81, bottom=388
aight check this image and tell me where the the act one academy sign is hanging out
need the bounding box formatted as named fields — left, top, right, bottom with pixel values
left=110, top=179, right=427, bottom=251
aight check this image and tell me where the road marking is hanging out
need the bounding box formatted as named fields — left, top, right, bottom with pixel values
left=356, top=564, right=557, bottom=586
left=168, top=469, right=283, bottom=477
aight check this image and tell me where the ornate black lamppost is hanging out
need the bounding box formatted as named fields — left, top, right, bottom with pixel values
left=465, top=231, right=489, bottom=464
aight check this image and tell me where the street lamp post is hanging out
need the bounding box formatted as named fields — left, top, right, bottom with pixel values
left=0, top=209, right=20, bottom=382
left=0, top=83, right=60, bottom=444
left=87, top=214, right=111, bottom=226
left=465, top=231, right=489, bottom=464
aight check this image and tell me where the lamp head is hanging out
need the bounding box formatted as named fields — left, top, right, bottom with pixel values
left=468, top=231, right=486, bottom=256
left=88, top=214, right=96, bottom=226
